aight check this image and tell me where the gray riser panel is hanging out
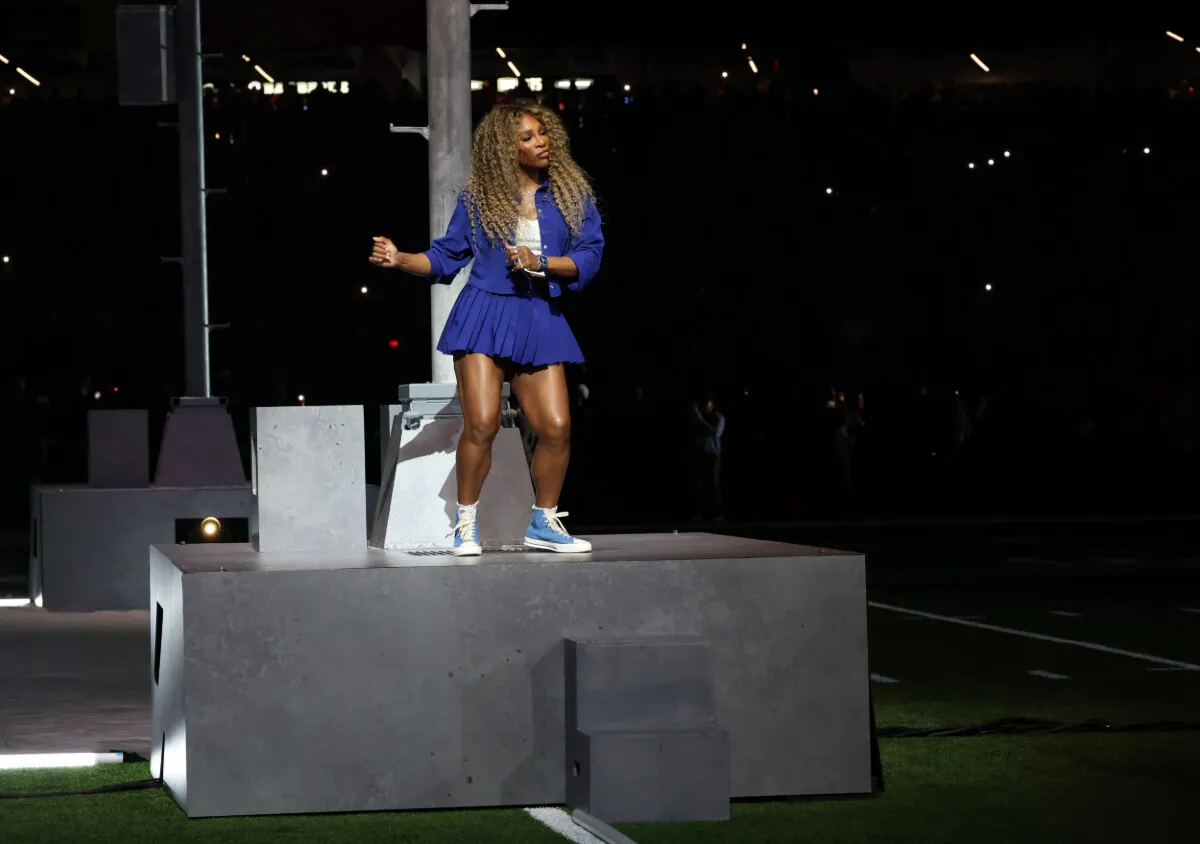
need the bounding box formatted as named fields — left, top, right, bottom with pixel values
left=568, top=637, right=717, bottom=732
left=568, top=727, right=731, bottom=823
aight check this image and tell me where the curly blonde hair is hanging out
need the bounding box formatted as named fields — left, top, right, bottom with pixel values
left=461, top=100, right=594, bottom=249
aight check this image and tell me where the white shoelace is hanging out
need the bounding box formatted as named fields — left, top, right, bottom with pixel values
left=542, top=510, right=571, bottom=537
left=450, top=510, right=478, bottom=544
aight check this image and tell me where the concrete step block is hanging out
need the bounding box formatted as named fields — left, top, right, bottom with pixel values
left=567, top=727, right=731, bottom=822
left=567, top=637, right=717, bottom=732
left=251, top=405, right=365, bottom=553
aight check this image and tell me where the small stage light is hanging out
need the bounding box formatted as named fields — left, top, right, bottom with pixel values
left=93, top=391, right=101, bottom=400
left=297, top=394, right=306, bottom=404
left=1143, top=147, right=1151, bottom=155
left=2, top=255, right=9, bottom=263
left=321, top=168, right=329, bottom=176
left=985, top=283, right=993, bottom=291
left=988, top=158, right=995, bottom=166
left=825, top=187, right=833, bottom=195
left=623, top=84, right=631, bottom=91
left=721, top=71, right=728, bottom=78
left=968, top=162, right=976, bottom=169
left=200, top=517, right=222, bottom=539
left=388, top=339, right=400, bottom=348
left=1004, top=150, right=1011, bottom=158
left=813, top=88, right=819, bottom=95
left=360, top=286, right=368, bottom=294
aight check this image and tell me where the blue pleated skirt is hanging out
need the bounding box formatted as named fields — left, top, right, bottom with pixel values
left=436, top=283, right=584, bottom=366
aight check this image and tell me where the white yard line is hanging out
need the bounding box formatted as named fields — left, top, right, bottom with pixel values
left=1028, top=670, right=1071, bottom=680
left=870, top=673, right=900, bottom=684
left=525, top=807, right=610, bottom=844
left=869, top=602, right=1200, bottom=671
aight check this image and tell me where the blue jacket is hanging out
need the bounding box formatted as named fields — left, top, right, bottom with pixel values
left=422, top=182, right=604, bottom=298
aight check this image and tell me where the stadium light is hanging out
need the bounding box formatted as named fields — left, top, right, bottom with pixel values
left=1167, top=31, right=1184, bottom=42
left=254, top=64, right=274, bottom=83
left=496, top=47, right=507, bottom=59
left=15, top=67, right=40, bottom=86
left=969, top=53, right=990, bottom=72
left=0, top=54, right=8, bottom=64
left=506, top=60, right=520, bottom=77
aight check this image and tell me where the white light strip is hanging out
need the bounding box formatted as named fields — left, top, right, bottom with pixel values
left=15, top=67, right=40, bottom=86
left=1167, top=31, right=1185, bottom=42
left=506, top=60, right=520, bottom=77
left=748, top=57, right=759, bottom=73
left=470, top=79, right=484, bottom=91
left=0, top=597, right=30, bottom=608
left=0, top=53, right=9, bottom=64
left=496, top=47, right=507, bottom=59
left=574, top=78, right=593, bottom=90
left=969, top=53, right=990, bottom=72
left=554, top=79, right=571, bottom=90
left=0, top=752, right=124, bottom=771
left=254, top=64, right=274, bottom=83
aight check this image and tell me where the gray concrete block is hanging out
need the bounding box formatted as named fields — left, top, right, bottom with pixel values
left=251, top=406, right=365, bottom=553
left=87, top=409, right=150, bottom=488
left=567, top=637, right=717, bottom=732
left=149, top=533, right=871, bottom=818
left=30, top=485, right=253, bottom=611
left=570, top=728, right=731, bottom=822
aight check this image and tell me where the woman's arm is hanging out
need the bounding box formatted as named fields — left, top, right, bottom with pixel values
left=422, top=195, right=475, bottom=283
left=396, top=252, right=433, bottom=277
left=558, top=198, right=604, bottom=292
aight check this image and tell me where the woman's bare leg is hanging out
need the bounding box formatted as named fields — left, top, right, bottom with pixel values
left=454, top=353, right=505, bottom=505
left=511, top=364, right=571, bottom=508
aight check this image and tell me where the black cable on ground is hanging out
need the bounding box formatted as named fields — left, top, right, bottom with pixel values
left=0, top=778, right=163, bottom=800
left=880, top=717, right=1200, bottom=738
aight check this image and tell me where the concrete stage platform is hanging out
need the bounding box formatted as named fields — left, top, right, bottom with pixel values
left=151, top=532, right=870, bottom=818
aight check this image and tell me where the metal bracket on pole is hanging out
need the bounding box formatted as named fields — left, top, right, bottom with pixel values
left=470, top=2, right=509, bottom=15
left=390, top=124, right=431, bottom=140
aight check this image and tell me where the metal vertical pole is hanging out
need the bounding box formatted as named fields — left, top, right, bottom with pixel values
left=426, top=0, right=472, bottom=385
left=176, top=0, right=212, bottom=398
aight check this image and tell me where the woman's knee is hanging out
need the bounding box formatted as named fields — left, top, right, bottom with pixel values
left=463, top=408, right=502, bottom=444
left=537, top=413, right=571, bottom=444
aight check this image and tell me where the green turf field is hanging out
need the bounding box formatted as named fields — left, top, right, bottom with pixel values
left=3, top=528, right=1198, bottom=843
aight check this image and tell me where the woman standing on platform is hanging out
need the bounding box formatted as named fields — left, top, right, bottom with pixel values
left=369, top=101, right=603, bottom=557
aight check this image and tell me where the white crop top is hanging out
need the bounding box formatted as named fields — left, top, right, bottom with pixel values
left=514, top=217, right=545, bottom=276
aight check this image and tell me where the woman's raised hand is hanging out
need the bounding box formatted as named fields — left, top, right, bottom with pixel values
left=370, top=236, right=402, bottom=268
